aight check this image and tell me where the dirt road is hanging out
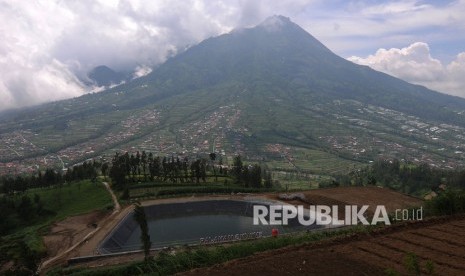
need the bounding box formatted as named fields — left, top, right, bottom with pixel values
left=38, top=182, right=128, bottom=274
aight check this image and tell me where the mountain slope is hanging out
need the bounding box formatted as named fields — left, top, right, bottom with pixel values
left=1, top=15, right=465, bottom=176
left=146, top=16, right=465, bottom=124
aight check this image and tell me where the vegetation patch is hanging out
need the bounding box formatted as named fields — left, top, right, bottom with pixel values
left=0, top=180, right=112, bottom=275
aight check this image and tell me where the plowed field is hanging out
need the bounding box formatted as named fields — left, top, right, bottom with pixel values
left=182, top=216, right=465, bottom=275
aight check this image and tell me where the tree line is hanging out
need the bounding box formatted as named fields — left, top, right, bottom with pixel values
left=0, top=161, right=102, bottom=195
left=108, top=152, right=273, bottom=191
left=0, top=193, right=48, bottom=236
left=109, top=152, right=212, bottom=190
left=232, top=155, right=272, bottom=188
left=0, top=152, right=275, bottom=196
left=330, top=159, right=465, bottom=195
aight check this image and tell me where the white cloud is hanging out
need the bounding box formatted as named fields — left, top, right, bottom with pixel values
left=360, top=0, right=431, bottom=16
left=444, top=53, right=465, bottom=94
left=0, top=0, right=464, bottom=111
left=0, top=1, right=83, bottom=110
left=1, top=0, right=316, bottom=111
left=132, top=65, right=152, bottom=79
left=348, top=42, right=465, bottom=97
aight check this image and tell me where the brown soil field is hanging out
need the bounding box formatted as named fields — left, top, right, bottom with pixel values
left=43, top=210, right=108, bottom=258
left=269, top=186, right=423, bottom=214
left=38, top=182, right=129, bottom=274
left=182, top=215, right=465, bottom=276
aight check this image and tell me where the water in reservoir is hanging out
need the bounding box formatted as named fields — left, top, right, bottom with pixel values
left=125, top=214, right=292, bottom=248
left=99, top=200, right=319, bottom=254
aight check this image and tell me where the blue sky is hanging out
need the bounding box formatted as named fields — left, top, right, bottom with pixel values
left=297, top=0, right=464, bottom=60
left=0, top=0, right=464, bottom=110
left=292, top=0, right=465, bottom=96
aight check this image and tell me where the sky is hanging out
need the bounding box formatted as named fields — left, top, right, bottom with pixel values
left=0, top=0, right=464, bottom=111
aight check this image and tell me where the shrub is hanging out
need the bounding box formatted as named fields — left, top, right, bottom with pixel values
left=425, top=260, right=435, bottom=274
left=425, top=189, right=465, bottom=216
left=404, top=252, right=420, bottom=275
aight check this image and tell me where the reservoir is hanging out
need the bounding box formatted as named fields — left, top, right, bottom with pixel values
left=99, top=199, right=320, bottom=254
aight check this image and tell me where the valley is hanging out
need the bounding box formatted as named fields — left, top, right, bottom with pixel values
left=2, top=96, right=465, bottom=180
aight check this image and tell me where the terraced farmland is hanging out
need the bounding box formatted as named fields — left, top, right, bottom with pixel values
left=183, top=216, right=465, bottom=275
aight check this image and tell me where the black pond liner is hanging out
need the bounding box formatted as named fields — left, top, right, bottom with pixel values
left=98, top=200, right=322, bottom=254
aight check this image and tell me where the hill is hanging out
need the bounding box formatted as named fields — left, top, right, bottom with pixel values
left=86, top=65, right=127, bottom=87
left=1, top=15, right=465, bottom=178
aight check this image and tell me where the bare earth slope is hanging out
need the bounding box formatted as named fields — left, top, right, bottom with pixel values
left=269, top=186, right=423, bottom=217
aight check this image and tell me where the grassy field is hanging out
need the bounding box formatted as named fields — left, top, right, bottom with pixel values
left=0, top=180, right=113, bottom=272
left=125, top=175, right=275, bottom=199
left=265, top=147, right=363, bottom=174
left=30, top=180, right=113, bottom=220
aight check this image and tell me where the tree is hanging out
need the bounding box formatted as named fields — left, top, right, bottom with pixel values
left=33, top=194, right=43, bottom=215
left=123, top=152, right=131, bottom=179
left=200, top=159, right=207, bottom=183
left=18, top=240, right=42, bottom=274
left=191, top=159, right=201, bottom=184
left=233, top=155, right=243, bottom=183
left=183, top=157, right=189, bottom=182
left=133, top=202, right=151, bottom=261
left=135, top=151, right=141, bottom=179
left=162, top=157, right=168, bottom=181
left=18, top=195, right=35, bottom=221
left=121, top=187, right=130, bottom=200
left=147, top=153, right=154, bottom=180
left=209, top=152, right=217, bottom=182
left=130, top=154, right=137, bottom=182
left=264, top=171, right=273, bottom=188
left=37, top=170, right=44, bottom=188
left=101, top=162, right=109, bottom=181
left=149, top=156, right=161, bottom=181
left=141, top=151, right=148, bottom=182
left=110, top=153, right=127, bottom=190
left=44, top=168, right=57, bottom=186
left=250, top=164, right=262, bottom=188
left=242, top=166, right=249, bottom=187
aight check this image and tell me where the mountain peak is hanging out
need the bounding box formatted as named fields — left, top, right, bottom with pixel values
left=88, top=65, right=126, bottom=87
left=258, top=15, right=293, bottom=32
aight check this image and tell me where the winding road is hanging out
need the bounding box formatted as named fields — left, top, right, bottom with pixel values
left=37, top=181, right=122, bottom=275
